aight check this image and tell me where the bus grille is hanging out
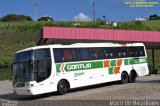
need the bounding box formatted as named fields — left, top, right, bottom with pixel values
left=16, top=82, right=25, bottom=87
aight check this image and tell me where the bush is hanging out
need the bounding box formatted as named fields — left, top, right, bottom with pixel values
left=149, top=14, right=160, bottom=20
left=38, top=16, right=53, bottom=21
left=0, top=14, right=33, bottom=22
left=0, top=61, right=10, bottom=68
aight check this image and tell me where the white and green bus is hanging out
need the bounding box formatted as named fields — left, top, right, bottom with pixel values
left=12, top=43, right=149, bottom=95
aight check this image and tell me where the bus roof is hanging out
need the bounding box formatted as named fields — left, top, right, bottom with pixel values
left=16, top=43, right=145, bottom=53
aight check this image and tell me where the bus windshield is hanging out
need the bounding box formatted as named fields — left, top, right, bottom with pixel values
left=13, top=49, right=52, bottom=84
left=13, top=61, right=34, bottom=82
left=13, top=50, right=34, bottom=83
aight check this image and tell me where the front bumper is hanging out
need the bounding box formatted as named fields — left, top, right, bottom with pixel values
left=13, top=87, right=40, bottom=95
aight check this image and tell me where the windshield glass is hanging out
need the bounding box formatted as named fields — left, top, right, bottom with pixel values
left=13, top=50, right=34, bottom=83
left=14, top=50, right=33, bottom=62
left=12, top=49, right=52, bottom=84
left=13, top=61, right=34, bottom=82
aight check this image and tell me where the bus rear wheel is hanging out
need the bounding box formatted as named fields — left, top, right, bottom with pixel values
left=57, top=80, right=69, bottom=95
left=129, top=71, right=137, bottom=83
left=121, top=72, right=129, bottom=84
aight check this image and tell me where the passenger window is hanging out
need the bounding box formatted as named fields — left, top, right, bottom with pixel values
left=129, top=47, right=145, bottom=57
left=54, top=48, right=89, bottom=62
left=89, top=48, right=98, bottom=60
left=130, top=51, right=138, bottom=57
left=80, top=48, right=89, bottom=60
left=104, top=47, right=114, bottom=59
left=97, top=48, right=106, bottom=59
left=62, top=49, right=72, bottom=61
left=71, top=49, right=81, bottom=61
left=116, top=47, right=128, bottom=58
left=35, top=49, right=51, bottom=59
left=137, top=47, right=145, bottom=56
left=54, top=49, right=63, bottom=62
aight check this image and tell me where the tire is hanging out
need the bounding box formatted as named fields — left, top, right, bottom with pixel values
left=129, top=71, right=137, bottom=83
left=57, top=80, right=69, bottom=95
left=121, top=72, right=129, bottom=84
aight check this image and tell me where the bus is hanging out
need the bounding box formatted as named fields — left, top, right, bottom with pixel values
left=12, top=43, right=149, bottom=95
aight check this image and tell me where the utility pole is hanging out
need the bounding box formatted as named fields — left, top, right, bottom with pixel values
left=34, top=0, right=38, bottom=21
left=92, top=0, right=96, bottom=22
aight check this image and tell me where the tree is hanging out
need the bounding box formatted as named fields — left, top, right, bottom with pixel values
left=149, top=14, right=160, bottom=20
left=37, top=16, right=54, bottom=21
left=96, top=15, right=107, bottom=25
left=0, top=14, right=33, bottom=22
left=102, top=15, right=106, bottom=21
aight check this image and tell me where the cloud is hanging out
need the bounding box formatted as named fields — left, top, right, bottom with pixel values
left=74, top=12, right=92, bottom=22
left=135, top=17, right=146, bottom=21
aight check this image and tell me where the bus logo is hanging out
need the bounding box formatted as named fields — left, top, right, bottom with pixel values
left=60, top=64, right=66, bottom=74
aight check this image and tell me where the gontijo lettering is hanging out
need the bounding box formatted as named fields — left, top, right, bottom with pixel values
left=67, top=63, right=91, bottom=70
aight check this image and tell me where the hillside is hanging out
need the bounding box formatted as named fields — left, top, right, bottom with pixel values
left=0, top=21, right=160, bottom=80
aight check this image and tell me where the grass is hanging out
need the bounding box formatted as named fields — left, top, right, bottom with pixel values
left=0, top=68, right=11, bottom=80
left=0, top=20, right=160, bottom=80
left=117, top=20, right=160, bottom=31
left=147, top=49, right=160, bottom=69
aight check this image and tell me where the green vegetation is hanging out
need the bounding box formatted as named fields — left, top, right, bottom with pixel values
left=118, top=20, right=160, bottom=31
left=0, top=14, right=32, bottom=22
left=38, top=16, right=54, bottom=21
left=0, top=20, right=160, bottom=80
left=0, top=31, right=36, bottom=80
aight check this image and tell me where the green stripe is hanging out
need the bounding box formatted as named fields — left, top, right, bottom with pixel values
left=124, top=57, right=147, bottom=65
left=109, top=67, right=114, bottom=74
left=124, top=59, right=129, bottom=65
left=56, top=61, right=103, bottom=72
left=129, top=59, right=134, bottom=64
left=56, top=64, right=61, bottom=73
left=56, top=57, right=147, bottom=73
left=110, top=60, right=116, bottom=67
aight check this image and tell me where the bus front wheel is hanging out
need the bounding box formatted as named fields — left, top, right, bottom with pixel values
left=121, top=72, right=129, bottom=84
left=57, top=80, right=69, bottom=95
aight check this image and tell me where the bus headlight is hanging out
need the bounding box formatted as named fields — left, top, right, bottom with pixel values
left=25, top=82, right=30, bottom=87
left=30, top=84, right=34, bottom=87
left=25, top=83, right=34, bottom=87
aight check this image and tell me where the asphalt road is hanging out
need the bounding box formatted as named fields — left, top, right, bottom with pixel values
left=0, top=75, right=160, bottom=106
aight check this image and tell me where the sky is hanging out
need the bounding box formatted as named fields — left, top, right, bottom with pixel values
left=0, top=0, right=160, bottom=22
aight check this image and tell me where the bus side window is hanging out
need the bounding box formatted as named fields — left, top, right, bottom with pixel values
left=89, top=48, right=98, bottom=60
left=129, top=47, right=138, bottom=57
left=137, top=47, right=145, bottom=56
left=54, top=49, right=62, bottom=63
left=104, top=47, right=114, bottom=59
left=35, top=49, right=51, bottom=59
left=97, top=48, right=106, bottom=59
left=118, top=52, right=126, bottom=58
left=71, top=49, right=81, bottom=61
left=116, top=47, right=128, bottom=58
left=130, top=52, right=137, bottom=57
left=63, top=49, right=72, bottom=62
left=129, top=46, right=145, bottom=57
left=105, top=53, right=113, bottom=59
left=80, top=48, right=89, bottom=61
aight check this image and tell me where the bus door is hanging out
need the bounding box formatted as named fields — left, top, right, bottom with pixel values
left=34, top=49, right=52, bottom=91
